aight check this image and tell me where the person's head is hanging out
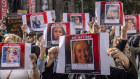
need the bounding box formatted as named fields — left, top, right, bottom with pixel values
left=74, top=16, right=80, bottom=24
left=107, top=5, right=119, bottom=19
left=126, top=19, right=135, bottom=30
left=0, top=29, right=3, bottom=35
left=52, top=26, right=66, bottom=40
left=1, top=24, right=7, bottom=30
left=28, top=35, right=34, bottom=43
left=72, top=40, right=92, bottom=64
left=99, top=25, right=107, bottom=32
left=37, top=33, right=43, bottom=42
left=4, top=34, right=22, bottom=43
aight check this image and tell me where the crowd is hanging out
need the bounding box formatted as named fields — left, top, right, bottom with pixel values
left=0, top=4, right=140, bottom=79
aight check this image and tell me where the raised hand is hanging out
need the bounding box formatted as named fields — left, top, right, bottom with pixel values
left=107, top=48, right=130, bottom=69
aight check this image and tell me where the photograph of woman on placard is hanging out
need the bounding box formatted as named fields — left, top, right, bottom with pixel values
left=106, top=4, right=120, bottom=19
left=30, top=15, right=44, bottom=29
left=125, top=18, right=136, bottom=31
left=51, top=26, right=66, bottom=41
left=72, top=40, right=93, bottom=64
left=105, top=4, right=120, bottom=23
left=1, top=46, right=20, bottom=67
left=70, top=16, right=83, bottom=29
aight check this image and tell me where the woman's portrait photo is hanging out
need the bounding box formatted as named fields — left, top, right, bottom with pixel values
left=30, top=15, right=44, bottom=29
left=125, top=18, right=136, bottom=31
left=105, top=4, right=120, bottom=19
left=1, top=46, right=20, bottom=67
left=51, top=26, right=66, bottom=41
left=71, top=40, right=93, bottom=64
left=70, top=16, right=83, bottom=29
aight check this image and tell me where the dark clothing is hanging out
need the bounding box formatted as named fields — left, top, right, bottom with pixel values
left=0, top=35, right=4, bottom=42
left=129, top=35, right=140, bottom=47
left=41, top=61, right=137, bottom=79
left=116, top=39, right=127, bottom=52
left=108, top=61, right=137, bottom=79
left=42, top=63, right=68, bottom=79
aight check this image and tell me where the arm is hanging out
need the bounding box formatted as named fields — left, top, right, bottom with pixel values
left=116, top=25, right=128, bottom=51
left=107, top=48, right=138, bottom=79
left=30, top=54, right=40, bottom=79
left=21, top=24, right=27, bottom=43
left=109, top=26, right=115, bottom=37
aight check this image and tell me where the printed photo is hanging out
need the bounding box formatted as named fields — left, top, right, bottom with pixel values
left=71, top=39, right=93, bottom=64
left=30, top=15, right=44, bottom=29
left=105, top=4, right=120, bottom=23
left=125, top=18, right=136, bottom=31
left=70, top=15, right=83, bottom=29
left=51, top=26, right=66, bottom=41
left=71, top=39, right=94, bottom=70
left=1, top=46, right=20, bottom=67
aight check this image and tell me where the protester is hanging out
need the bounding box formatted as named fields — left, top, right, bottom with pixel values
left=0, top=29, right=4, bottom=42
left=1, top=24, right=7, bottom=35
left=0, top=34, right=30, bottom=79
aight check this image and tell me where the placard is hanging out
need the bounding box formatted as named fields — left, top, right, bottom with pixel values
left=0, top=43, right=31, bottom=70
left=124, top=15, right=139, bottom=34
left=0, top=0, right=7, bottom=20
left=95, top=1, right=124, bottom=26
left=56, top=33, right=110, bottom=75
left=63, top=13, right=89, bottom=34
left=6, top=19, right=23, bottom=37
left=43, top=22, right=75, bottom=47
left=22, top=11, right=53, bottom=32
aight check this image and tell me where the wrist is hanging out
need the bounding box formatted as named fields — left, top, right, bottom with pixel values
left=122, top=57, right=130, bottom=69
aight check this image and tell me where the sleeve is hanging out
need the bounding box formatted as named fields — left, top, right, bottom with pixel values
left=130, top=35, right=140, bottom=47
left=37, top=57, right=46, bottom=74
left=130, top=46, right=140, bottom=55
left=115, top=39, right=127, bottom=52
left=109, top=61, right=138, bottom=79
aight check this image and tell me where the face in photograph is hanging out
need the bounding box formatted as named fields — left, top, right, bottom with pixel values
left=32, top=16, right=41, bottom=28
left=4, top=47, right=19, bottom=63
left=125, top=19, right=136, bottom=30
left=71, top=16, right=83, bottom=28
left=106, top=5, right=119, bottom=19
left=52, top=26, right=66, bottom=40
left=72, top=40, right=93, bottom=64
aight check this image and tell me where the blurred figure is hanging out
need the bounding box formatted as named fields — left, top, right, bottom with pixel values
left=0, top=29, right=4, bottom=42
left=1, top=24, right=7, bottom=35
